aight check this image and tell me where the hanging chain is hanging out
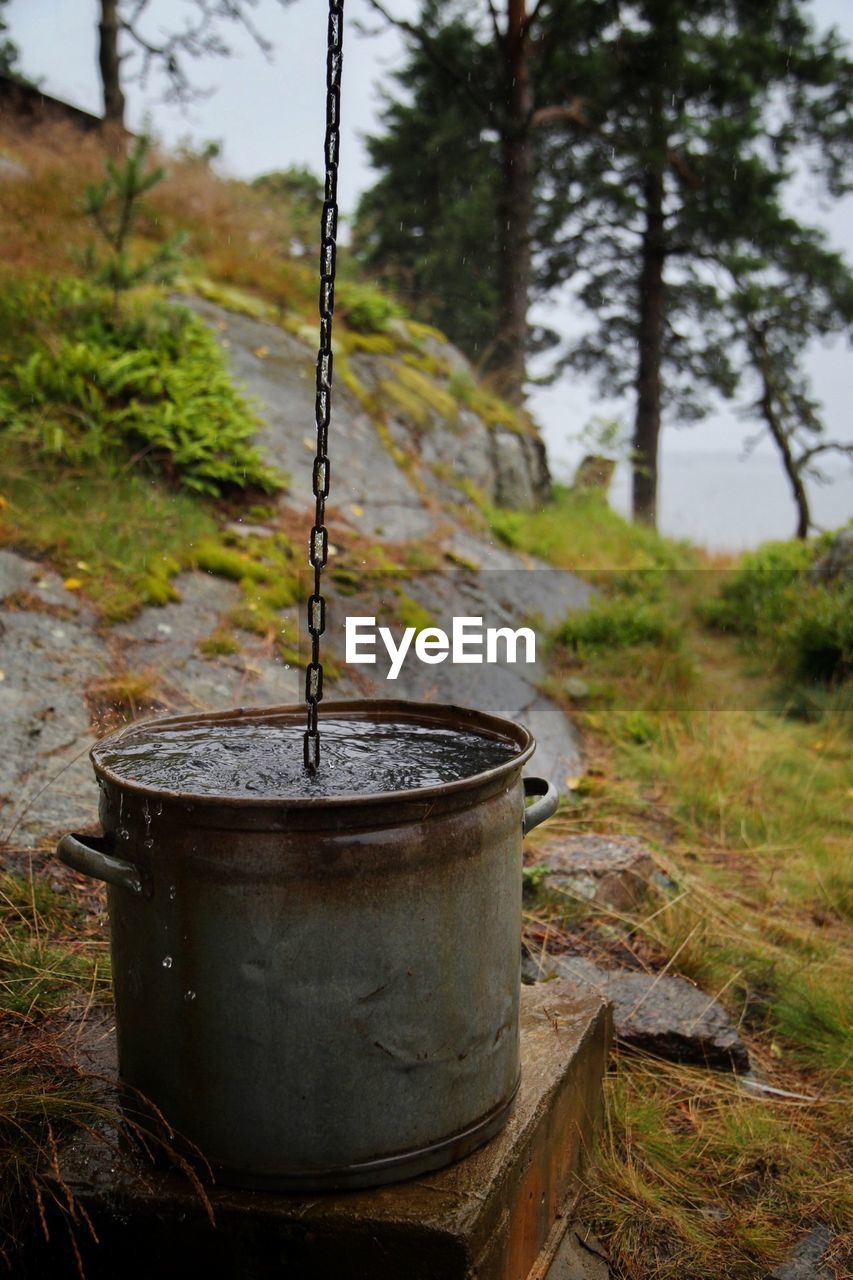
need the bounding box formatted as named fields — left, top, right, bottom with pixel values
left=304, top=0, right=344, bottom=772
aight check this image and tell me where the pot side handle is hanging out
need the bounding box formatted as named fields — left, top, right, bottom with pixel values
left=57, top=833, right=145, bottom=897
left=522, top=776, right=559, bottom=836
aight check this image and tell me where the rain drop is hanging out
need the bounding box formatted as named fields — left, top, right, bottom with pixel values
left=162, top=955, right=173, bottom=969
left=169, top=885, right=177, bottom=900
left=184, top=990, right=196, bottom=1003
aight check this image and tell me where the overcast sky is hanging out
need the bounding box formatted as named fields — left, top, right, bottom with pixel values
left=6, top=0, right=853, bottom=487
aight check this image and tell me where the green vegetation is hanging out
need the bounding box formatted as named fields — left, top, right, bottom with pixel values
left=81, top=134, right=186, bottom=313
left=0, top=278, right=280, bottom=498
left=488, top=486, right=693, bottom=574
left=336, top=280, right=402, bottom=334
left=519, top=519, right=852, bottom=1278
left=0, top=442, right=215, bottom=622
left=559, top=597, right=683, bottom=655
left=702, top=536, right=852, bottom=686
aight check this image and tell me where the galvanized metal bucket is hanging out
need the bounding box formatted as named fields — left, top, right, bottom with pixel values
left=57, top=700, right=558, bottom=1191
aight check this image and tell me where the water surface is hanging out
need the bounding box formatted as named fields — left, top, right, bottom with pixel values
left=95, top=717, right=521, bottom=799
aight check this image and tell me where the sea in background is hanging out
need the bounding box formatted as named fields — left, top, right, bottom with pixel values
left=545, top=448, right=853, bottom=553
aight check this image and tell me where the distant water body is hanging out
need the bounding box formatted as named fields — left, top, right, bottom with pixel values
left=592, top=451, right=851, bottom=552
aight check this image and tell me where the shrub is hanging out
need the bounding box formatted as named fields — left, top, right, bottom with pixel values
left=702, top=533, right=851, bottom=685
left=779, top=583, right=853, bottom=683
left=0, top=278, right=281, bottom=497
left=700, top=539, right=816, bottom=637
left=559, top=597, right=682, bottom=654
left=337, top=281, right=401, bottom=334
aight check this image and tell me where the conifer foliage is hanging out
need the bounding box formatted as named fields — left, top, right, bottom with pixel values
left=355, top=0, right=853, bottom=526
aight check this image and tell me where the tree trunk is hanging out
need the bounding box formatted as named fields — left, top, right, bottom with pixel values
left=492, top=0, right=533, bottom=406
left=633, top=169, right=666, bottom=526
left=98, top=0, right=126, bottom=127
left=633, top=164, right=666, bottom=527
left=751, top=329, right=811, bottom=538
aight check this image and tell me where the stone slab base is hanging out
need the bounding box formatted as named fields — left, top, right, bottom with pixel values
left=38, top=982, right=610, bottom=1280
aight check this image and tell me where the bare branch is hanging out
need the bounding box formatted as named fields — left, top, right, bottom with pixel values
left=523, top=0, right=549, bottom=37
left=531, top=98, right=590, bottom=129
left=363, top=0, right=496, bottom=121
left=484, top=0, right=504, bottom=47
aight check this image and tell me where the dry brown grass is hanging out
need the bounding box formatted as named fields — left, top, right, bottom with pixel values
left=0, top=121, right=315, bottom=317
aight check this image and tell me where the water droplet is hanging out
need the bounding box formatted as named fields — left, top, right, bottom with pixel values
left=162, top=956, right=173, bottom=969
left=143, top=838, right=154, bottom=850
left=184, top=990, right=196, bottom=1003
left=169, top=884, right=177, bottom=900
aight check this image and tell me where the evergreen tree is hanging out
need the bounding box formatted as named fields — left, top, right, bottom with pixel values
left=353, top=11, right=503, bottom=365
left=721, top=228, right=853, bottom=538
left=357, top=0, right=853, bottom=526
left=547, top=0, right=853, bottom=524
left=357, top=0, right=606, bottom=402
left=0, top=0, right=22, bottom=78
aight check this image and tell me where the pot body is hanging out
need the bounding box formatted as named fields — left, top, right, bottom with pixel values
left=60, top=701, right=557, bottom=1190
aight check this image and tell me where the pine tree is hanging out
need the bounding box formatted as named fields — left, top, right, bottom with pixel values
left=82, top=135, right=187, bottom=317
left=356, top=0, right=606, bottom=403
left=357, top=0, right=853, bottom=526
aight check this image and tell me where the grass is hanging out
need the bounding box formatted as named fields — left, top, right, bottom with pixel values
left=523, top=541, right=853, bottom=1277
left=488, top=485, right=695, bottom=574
left=0, top=867, right=113, bottom=1266
left=0, top=444, right=216, bottom=622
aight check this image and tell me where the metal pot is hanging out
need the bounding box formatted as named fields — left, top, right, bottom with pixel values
left=57, top=700, right=558, bottom=1191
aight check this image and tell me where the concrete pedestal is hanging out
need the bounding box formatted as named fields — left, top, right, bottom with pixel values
left=41, top=982, right=610, bottom=1280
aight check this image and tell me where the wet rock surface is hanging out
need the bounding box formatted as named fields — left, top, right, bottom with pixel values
left=0, top=298, right=593, bottom=846
left=535, top=833, right=655, bottom=910
left=523, top=954, right=749, bottom=1072
left=546, top=1227, right=611, bottom=1280
left=0, top=559, right=105, bottom=846
left=766, top=1226, right=834, bottom=1280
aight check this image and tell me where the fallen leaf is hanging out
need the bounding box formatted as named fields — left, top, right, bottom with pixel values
left=302, top=437, right=314, bottom=450
left=253, top=345, right=270, bottom=359
left=0, top=671, right=5, bottom=682
left=63, top=578, right=83, bottom=590
left=0, top=495, right=7, bottom=510
left=565, top=776, right=582, bottom=790
left=75, top=560, right=91, bottom=572
left=349, top=503, right=364, bottom=518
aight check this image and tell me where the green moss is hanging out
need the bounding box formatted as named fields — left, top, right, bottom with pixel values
left=392, top=363, right=458, bottom=421
left=337, top=281, right=402, bottom=333
left=338, top=331, right=398, bottom=356
left=199, top=628, right=241, bottom=657
left=177, top=275, right=276, bottom=322
left=0, top=443, right=218, bottom=623
left=193, top=541, right=273, bottom=583
left=403, top=318, right=448, bottom=345
left=395, top=591, right=433, bottom=633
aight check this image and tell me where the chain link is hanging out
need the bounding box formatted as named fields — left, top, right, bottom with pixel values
left=304, top=0, right=345, bottom=772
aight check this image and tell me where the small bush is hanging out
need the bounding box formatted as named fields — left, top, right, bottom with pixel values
left=0, top=278, right=281, bottom=497
left=337, top=281, right=401, bottom=334
left=702, top=533, right=851, bottom=685
left=700, top=539, right=816, bottom=637
left=779, top=583, right=853, bottom=683
left=559, top=598, right=682, bottom=654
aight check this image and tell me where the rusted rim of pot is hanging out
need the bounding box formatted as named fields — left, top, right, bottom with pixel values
left=90, top=699, right=535, bottom=809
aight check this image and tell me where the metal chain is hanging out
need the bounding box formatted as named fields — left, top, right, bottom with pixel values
left=304, top=0, right=344, bottom=772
